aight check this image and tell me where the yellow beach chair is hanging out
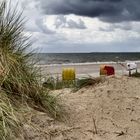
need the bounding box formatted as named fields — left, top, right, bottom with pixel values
left=62, top=68, right=76, bottom=81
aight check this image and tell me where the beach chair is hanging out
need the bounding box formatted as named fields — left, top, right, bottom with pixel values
left=117, top=62, right=138, bottom=76
left=100, top=65, right=115, bottom=76
left=126, top=62, right=137, bottom=76
left=62, top=68, right=76, bottom=81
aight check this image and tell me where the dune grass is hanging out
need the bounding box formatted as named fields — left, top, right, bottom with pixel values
left=0, top=90, right=22, bottom=140
left=0, top=0, right=60, bottom=114
left=42, top=75, right=103, bottom=92
left=73, top=77, right=103, bottom=91
left=0, top=1, right=61, bottom=139
left=42, top=76, right=75, bottom=90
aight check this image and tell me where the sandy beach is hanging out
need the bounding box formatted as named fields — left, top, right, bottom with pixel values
left=24, top=76, right=140, bottom=140
left=38, top=61, right=140, bottom=78
left=20, top=62, right=140, bottom=140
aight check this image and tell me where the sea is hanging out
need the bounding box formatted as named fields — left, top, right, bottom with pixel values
left=34, top=53, right=140, bottom=65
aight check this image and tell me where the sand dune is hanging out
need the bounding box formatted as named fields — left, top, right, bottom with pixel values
left=23, top=76, right=140, bottom=140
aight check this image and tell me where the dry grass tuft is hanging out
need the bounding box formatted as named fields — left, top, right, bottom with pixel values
left=74, top=77, right=103, bottom=91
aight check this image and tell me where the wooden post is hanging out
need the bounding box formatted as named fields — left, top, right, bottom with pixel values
left=129, top=70, right=131, bottom=77
left=136, top=69, right=138, bottom=73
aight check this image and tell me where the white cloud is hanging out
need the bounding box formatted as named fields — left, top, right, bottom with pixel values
left=9, top=0, right=140, bottom=52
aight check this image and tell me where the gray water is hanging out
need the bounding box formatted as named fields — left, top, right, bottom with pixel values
left=34, top=53, right=140, bottom=65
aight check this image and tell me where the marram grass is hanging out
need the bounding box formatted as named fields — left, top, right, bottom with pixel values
left=0, top=0, right=59, bottom=114
left=0, top=90, right=21, bottom=140
left=0, top=1, right=61, bottom=139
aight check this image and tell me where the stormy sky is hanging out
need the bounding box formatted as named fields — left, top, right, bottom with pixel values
left=10, top=0, right=140, bottom=52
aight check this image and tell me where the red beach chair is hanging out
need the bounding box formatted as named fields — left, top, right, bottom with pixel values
left=100, top=65, right=115, bottom=76
left=104, top=66, right=115, bottom=76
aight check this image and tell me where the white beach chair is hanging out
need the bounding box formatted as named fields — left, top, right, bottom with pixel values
left=117, top=62, right=137, bottom=76
left=126, top=62, right=137, bottom=76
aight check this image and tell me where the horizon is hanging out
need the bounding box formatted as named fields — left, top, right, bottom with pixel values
left=34, top=52, right=140, bottom=54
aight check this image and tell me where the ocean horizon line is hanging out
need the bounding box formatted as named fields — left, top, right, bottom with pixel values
left=33, top=52, right=140, bottom=54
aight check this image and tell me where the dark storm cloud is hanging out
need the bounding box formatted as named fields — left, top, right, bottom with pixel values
left=39, top=0, right=140, bottom=22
